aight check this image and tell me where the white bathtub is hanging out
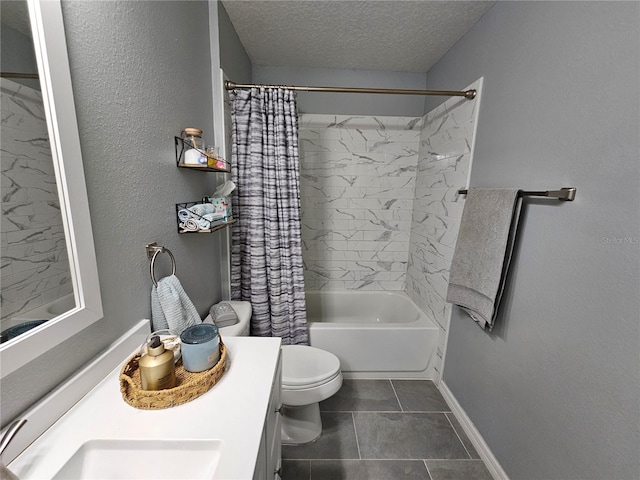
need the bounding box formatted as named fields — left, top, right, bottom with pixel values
left=7, top=294, right=76, bottom=326
left=306, top=290, right=439, bottom=379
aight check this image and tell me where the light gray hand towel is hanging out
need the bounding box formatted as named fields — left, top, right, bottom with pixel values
left=446, top=189, right=522, bottom=331
left=151, top=274, right=200, bottom=333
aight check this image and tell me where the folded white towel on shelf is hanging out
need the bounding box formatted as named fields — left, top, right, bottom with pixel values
left=196, top=213, right=227, bottom=230
left=196, top=218, right=211, bottom=230
left=151, top=274, right=200, bottom=333
left=189, top=203, right=215, bottom=217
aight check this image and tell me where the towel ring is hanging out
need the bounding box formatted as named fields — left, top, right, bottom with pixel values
left=146, top=243, right=176, bottom=287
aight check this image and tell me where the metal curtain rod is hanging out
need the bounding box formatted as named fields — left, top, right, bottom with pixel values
left=458, top=187, right=577, bottom=201
left=224, top=80, right=476, bottom=100
left=1, top=72, right=39, bottom=79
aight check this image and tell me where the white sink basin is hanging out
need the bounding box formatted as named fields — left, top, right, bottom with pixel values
left=52, top=439, right=223, bottom=479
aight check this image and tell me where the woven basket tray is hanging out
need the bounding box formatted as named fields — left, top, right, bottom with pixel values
left=120, top=340, right=227, bottom=410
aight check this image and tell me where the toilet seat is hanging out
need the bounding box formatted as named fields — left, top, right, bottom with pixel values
left=283, top=370, right=342, bottom=391
left=281, top=345, right=341, bottom=389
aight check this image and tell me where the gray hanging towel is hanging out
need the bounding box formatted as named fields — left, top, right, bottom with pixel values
left=151, top=274, right=201, bottom=333
left=446, top=189, right=522, bottom=331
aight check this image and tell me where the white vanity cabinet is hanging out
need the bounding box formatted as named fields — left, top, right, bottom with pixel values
left=254, top=350, right=282, bottom=480
left=8, top=335, right=283, bottom=480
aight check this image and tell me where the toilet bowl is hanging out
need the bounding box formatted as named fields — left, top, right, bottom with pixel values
left=210, top=301, right=343, bottom=445
left=280, top=345, right=343, bottom=444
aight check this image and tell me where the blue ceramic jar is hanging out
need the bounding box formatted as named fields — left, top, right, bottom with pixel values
left=180, top=324, right=220, bottom=372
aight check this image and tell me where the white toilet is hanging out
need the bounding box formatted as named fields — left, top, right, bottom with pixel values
left=279, top=344, right=342, bottom=444
left=206, top=301, right=343, bottom=445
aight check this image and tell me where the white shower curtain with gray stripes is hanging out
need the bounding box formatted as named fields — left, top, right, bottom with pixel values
left=230, top=87, right=309, bottom=345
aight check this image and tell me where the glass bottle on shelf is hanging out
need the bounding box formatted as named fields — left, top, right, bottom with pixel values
left=182, top=128, right=206, bottom=166
left=205, top=145, right=226, bottom=169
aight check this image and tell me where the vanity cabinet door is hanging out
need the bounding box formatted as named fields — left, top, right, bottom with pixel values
left=253, top=350, right=282, bottom=480
left=253, top=432, right=268, bottom=480
left=266, top=354, right=282, bottom=479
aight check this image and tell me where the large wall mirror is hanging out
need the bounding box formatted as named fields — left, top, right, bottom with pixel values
left=0, top=0, right=103, bottom=378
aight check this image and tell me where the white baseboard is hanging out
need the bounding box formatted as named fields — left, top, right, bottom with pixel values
left=439, top=380, right=510, bottom=480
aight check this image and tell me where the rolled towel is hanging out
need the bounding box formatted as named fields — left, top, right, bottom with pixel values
left=178, top=208, right=192, bottom=222
left=181, top=219, right=199, bottom=232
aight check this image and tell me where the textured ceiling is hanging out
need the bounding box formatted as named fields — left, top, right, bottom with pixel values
left=221, top=0, right=494, bottom=73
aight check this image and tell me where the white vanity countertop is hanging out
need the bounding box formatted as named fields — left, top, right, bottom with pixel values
left=9, top=336, right=282, bottom=480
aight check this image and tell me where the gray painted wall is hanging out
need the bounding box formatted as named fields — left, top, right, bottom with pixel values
left=218, top=1, right=251, bottom=83
left=1, top=0, right=224, bottom=426
left=253, top=65, right=427, bottom=116
left=428, top=2, right=639, bottom=479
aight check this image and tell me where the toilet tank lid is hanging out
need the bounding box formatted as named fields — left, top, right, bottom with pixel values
left=281, top=345, right=341, bottom=387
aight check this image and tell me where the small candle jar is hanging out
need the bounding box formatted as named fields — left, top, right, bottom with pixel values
left=180, top=324, right=220, bottom=372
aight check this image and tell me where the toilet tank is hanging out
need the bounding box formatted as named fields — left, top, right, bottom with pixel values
left=204, top=301, right=251, bottom=336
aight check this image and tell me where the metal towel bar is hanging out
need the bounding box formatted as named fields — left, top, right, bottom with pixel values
left=458, top=187, right=576, bottom=201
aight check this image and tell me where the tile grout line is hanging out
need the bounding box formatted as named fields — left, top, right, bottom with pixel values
left=427, top=458, right=486, bottom=461
left=324, top=409, right=455, bottom=413
left=292, top=380, right=480, bottom=476
left=445, top=412, right=472, bottom=459
left=389, top=379, right=405, bottom=412
left=351, top=411, right=363, bottom=460
left=310, top=458, right=477, bottom=461
left=423, top=459, right=434, bottom=480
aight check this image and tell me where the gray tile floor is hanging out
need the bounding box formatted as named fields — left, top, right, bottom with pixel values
left=281, top=379, right=493, bottom=480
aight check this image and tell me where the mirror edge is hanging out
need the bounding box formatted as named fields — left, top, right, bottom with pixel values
left=0, top=0, right=103, bottom=378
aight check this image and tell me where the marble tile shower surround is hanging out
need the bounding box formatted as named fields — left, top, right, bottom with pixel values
left=406, top=79, right=481, bottom=381
left=0, top=79, right=72, bottom=325
left=298, top=115, right=422, bottom=291
left=298, top=79, right=481, bottom=382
